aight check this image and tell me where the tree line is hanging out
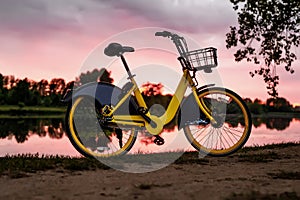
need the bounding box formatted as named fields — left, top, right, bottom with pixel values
left=244, top=97, right=296, bottom=114
left=0, top=68, right=297, bottom=115
left=0, top=68, right=112, bottom=107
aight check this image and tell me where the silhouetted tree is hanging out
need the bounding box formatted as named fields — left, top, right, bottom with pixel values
left=62, top=81, right=75, bottom=96
left=226, top=0, right=300, bottom=97
left=266, top=97, right=293, bottom=112
left=141, top=82, right=164, bottom=96
left=37, top=79, right=49, bottom=96
left=6, top=78, right=32, bottom=105
left=49, top=78, right=66, bottom=95
left=243, top=98, right=253, bottom=104
left=0, top=73, right=3, bottom=90
left=75, top=68, right=113, bottom=86
left=0, top=74, right=5, bottom=104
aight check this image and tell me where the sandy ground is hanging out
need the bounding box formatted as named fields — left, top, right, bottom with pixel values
left=0, top=145, right=299, bottom=200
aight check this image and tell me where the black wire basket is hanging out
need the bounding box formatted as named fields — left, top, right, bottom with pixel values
left=185, top=47, right=218, bottom=73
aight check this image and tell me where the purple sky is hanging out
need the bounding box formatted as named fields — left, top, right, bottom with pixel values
left=0, top=0, right=299, bottom=104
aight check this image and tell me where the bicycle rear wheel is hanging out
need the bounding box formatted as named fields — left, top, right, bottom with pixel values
left=184, top=87, right=252, bottom=156
left=65, top=96, right=137, bottom=158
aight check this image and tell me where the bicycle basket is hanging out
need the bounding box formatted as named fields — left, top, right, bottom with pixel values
left=185, top=47, right=218, bottom=73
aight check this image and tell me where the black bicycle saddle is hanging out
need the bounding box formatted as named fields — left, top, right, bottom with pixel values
left=104, top=43, right=135, bottom=57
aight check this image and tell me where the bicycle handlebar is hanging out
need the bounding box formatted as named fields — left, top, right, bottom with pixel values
left=155, top=31, right=172, bottom=37
left=155, top=30, right=189, bottom=57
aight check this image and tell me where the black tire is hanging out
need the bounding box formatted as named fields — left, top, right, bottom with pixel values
left=65, top=96, right=137, bottom=158
left=184, top=87, right=252, bottom=156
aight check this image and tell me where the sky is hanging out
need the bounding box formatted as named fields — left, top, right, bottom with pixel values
left=0, top=0, right=299, bottom=104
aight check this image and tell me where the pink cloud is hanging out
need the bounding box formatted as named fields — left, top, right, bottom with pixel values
left=0, top=0, right=299, bottom=104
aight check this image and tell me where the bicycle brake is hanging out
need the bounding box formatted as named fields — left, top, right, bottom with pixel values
left=153, top=135, right=164, bottom=146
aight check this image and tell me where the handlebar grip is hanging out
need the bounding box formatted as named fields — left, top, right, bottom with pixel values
left=155, top=31, right=171, bottom=37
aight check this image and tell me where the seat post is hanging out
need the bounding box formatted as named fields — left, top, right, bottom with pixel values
left=120, top=54, right=134, bottom=78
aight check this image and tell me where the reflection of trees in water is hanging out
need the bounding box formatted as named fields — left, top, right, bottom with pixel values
left=41, top=119, right=64, bottom=139
left=227, top=116, right=293, bottom=131
left=294, top=118, right=300, bottom=122
left=139, top=116, right=294, bottom=146
left=252, top=117, right=293, bottom=130
left=0, top=116, right=295, bottom=145
left=139, top=126, right=176, bottom=146
left=0, top=118, right=65, bottom=143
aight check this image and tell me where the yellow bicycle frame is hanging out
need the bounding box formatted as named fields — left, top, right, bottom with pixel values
left=101, top=68, right=215, bottom=135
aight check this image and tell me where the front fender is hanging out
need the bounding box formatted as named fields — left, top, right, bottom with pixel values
left=177, top=92, right=202, bottom=130
left=61, top=82, right=139, bottom=115
left=178, top=84, right=214, bottom=129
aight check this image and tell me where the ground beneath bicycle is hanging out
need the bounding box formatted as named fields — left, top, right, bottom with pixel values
left=0, top=144, right=299, bottom=200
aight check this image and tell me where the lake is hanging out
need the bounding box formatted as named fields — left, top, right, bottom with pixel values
left=0, top=116, right=299, bottom=157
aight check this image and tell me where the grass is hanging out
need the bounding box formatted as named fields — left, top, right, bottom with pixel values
left=0, top=105, right=66, bottom=117
left=238, top=142, right=300, bottom=153
left=0, top=105, right=66, bottom=112
left=237, top=151, right=281, bottom=163
left=0, top=154, right=109, bottom=178
left=0, top=142, right=299, bottom=178
left=0, top=114, right=65, bottom=119
left=235, top=142, right=300, bottom=162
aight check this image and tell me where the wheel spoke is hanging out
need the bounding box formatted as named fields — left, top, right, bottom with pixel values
left=66, top=97, right=137, bottom=158
left=184, top=88, right=251, bottom=156
left=192, top=125, right=211, bottom=141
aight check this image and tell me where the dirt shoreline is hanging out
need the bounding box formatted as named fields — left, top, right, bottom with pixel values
left=0, top=145, right=299, bottom=200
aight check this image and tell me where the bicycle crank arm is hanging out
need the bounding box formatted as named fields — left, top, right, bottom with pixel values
left=138, top=107, right=164, bottom=135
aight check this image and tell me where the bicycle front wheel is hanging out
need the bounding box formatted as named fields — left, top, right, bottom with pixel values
left=65, top=96, right=137, bottom=158
left=184, top=87, right=252, bottom=156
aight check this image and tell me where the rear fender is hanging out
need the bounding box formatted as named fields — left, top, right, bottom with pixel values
left=61, top=82, right=139, bottom=115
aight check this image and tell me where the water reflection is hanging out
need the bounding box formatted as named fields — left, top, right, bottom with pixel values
left=0, top=118, right=65, bottom=143
left=0, top=117, right=296, bottom=143
left=252, top=117, right=293, bottom=130
left=0, top=116, right=299, bottom=156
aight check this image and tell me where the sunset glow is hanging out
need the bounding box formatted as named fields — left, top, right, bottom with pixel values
left=0, top=0, right=299, bottom=103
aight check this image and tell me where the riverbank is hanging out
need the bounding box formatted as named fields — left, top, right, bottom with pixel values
left=0, top=105, right=66, bottom=118
left=251, top=112, right=300, bottom=118
left=0, top=142, right=299, bottom=200
left=0, top=105, right=299, bottom=116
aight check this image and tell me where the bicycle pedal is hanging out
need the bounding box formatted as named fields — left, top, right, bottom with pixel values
left=153, top=135, right=164, bottom=146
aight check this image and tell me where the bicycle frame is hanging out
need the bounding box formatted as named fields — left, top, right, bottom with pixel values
left=102, top=55, right=216, bottom=135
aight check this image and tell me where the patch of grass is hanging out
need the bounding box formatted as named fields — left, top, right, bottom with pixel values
left=0, top=154, right=109, bottom=178
left=268, top=171, right=300, bottom=180
left=225, top=191, right=300, bottom=200
left=237, top=151, right=280, bottom=163
left=0, top=105, right=66, bottom=112
left=0, top=105, right=66, bottom=117
left=0, top=115, right=65, bottom=119
left=238, top=142, right=300, bottom=153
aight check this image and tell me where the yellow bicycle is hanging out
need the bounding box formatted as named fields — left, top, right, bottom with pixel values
left=62, top=31, right=252, bottom=158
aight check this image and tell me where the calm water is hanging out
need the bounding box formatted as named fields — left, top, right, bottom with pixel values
left=0, top=117, right=299, bottom=157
